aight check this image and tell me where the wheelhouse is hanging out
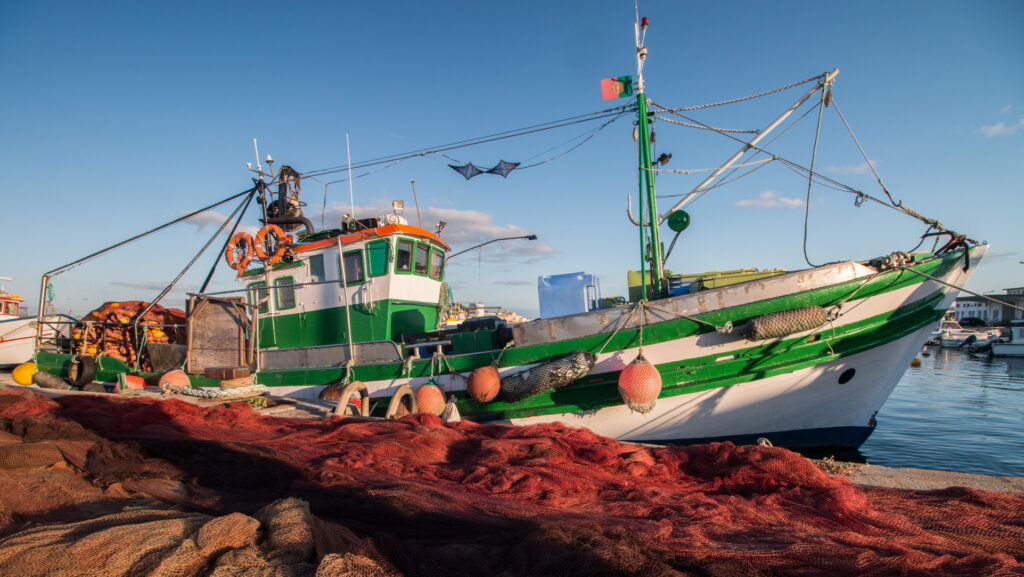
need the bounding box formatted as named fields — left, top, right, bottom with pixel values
left=238, top=213, right=451, bottom=372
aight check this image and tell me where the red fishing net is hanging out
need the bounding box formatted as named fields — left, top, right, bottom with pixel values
left=0, top=389, right=1021, bottom=576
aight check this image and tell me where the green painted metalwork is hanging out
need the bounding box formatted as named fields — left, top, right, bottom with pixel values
left=636, top=92, right=664, bottom=298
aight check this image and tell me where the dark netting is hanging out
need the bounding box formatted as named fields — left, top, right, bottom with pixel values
left=0, top=389, right=1021, bottom=576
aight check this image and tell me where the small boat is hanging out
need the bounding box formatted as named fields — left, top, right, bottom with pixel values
left=992, top=321, right=1024, bottom=357
left=0, top=278, right=68, bottom=367
left=32, top=14, right=989, bottom=450
left=934, top=319, right=1002, bottom=348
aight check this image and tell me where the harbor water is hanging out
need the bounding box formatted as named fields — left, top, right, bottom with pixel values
left=821, top=345, right=1024, bottom=478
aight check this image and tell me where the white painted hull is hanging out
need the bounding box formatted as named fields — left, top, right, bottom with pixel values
left=0, top=317, right=56, bottom=367
left=507, top=326, right=932, bottom=444
left=991, top=342, right=1024, bottom=357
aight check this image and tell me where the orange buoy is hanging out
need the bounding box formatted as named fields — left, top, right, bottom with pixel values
left=159, top=369, right=191, bottom=391
left=467, top=366, right=500, bottom=403
left=122, top=374, right=146, bottom=390
left=618, top=352, right=662, bottom=414
left=415, top=383, right=446, bottom=416
left=253, top=224, right=288, bottom=266
left=225, top=232, right=254, bottom=272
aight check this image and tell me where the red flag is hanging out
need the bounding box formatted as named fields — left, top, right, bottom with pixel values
left=601, top=76, right=633, bottom=100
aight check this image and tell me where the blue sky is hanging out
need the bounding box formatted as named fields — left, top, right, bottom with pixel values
left=2, top=1, right=1022, bottom=318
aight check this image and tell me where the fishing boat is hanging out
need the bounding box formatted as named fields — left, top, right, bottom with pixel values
left=31, top=15, right=988, bottom=449
left=0, top=278, right=67, bottom=367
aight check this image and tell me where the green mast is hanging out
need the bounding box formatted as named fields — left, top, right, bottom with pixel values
left=635, top=15, right=664, bottom=299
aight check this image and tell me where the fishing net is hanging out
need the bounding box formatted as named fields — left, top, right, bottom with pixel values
left=0, top=388, right=1021, bottom=576
left=72, top=301, right=187, bottom=371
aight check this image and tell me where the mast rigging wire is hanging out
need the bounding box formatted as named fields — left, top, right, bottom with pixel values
left=302, top=106, right=632, bottom=180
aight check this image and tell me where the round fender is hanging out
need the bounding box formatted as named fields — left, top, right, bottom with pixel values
left=68, top=355, right=97, bottom=388
left=332, top=380, right=370, bottom=418
left=253, top=224, right=287, bottom=266
left=32, top=371, right=71, bottom=390
left=225, top=232, right=254, bottom=271
left=384, top=383, right=417, bottom=419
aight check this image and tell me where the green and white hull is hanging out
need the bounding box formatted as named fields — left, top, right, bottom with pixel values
left=248, top=244, right=985, bottom=448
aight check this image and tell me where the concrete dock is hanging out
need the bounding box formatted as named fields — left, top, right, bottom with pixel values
left=3, top=369, right=1023, bottom=493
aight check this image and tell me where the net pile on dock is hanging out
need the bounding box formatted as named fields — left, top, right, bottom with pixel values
left=73, top=301, right=186, bottom=370
left=0, top=389, right=1021, bottom=576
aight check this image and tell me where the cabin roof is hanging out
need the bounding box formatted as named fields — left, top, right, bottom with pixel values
left=293, top=223, right=450, bottom=254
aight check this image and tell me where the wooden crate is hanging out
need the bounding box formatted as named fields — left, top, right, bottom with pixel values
left=186, top=297, right=252, bottom=374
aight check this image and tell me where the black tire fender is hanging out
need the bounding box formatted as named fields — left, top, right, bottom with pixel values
left=68, top=355, right=97, bottom=388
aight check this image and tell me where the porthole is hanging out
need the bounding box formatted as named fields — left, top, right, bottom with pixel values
left=838, top=368, right=856, bottom=385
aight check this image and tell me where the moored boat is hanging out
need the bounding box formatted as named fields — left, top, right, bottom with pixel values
left=30, top=15, right=989, bottom=449
left=992, top=321, right=1024, bottom=357
left=934, top=319, right=1002, bottom=348
left=0, top=278, right=68, bottom=367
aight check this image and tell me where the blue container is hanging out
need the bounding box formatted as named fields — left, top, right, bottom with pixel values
left=668, top=278, right=690, bottom=296
left=538, top=272, right=601, bottom=319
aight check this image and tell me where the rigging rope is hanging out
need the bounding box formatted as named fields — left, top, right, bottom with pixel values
left=651, top=74, right=824, bottom=112
left=302, top=106, right=632, bottom=179
left=653, top=114, right=759, bottom=134
left=650, top=157, right=774, bottom=175
left=801, top=82, right=829, bottom=268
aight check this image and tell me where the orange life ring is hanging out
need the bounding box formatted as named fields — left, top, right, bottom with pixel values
left=225, top=232, right=254, bottom=272
left=254, top=224, right=288, bottom=266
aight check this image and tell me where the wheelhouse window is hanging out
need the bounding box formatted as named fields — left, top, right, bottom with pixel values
left=430, top=248, right=444, bottom=280
left=275, top=276, right=296, bottom=310
left=3, top=301, right=18, bottom=316
left=414, top=243, right=430, bottom=275
left=396, top=239, right=413, bottom=273
left=248, top=282, right=269, bottom=314
left=341, top=250, right=365, bottom=285
left=309, top=253, right=326, bottom=283
left=367, top=240, right=391, bottom=277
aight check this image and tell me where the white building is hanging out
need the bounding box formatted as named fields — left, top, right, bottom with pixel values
left=954, top=287, right=1024, bottom=324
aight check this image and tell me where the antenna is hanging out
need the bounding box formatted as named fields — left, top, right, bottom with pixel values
left=253, top=139, right=263, bottom=177
left=410, top=179, right=423, bottom=228
left=346, top=133, right=355, bottom=217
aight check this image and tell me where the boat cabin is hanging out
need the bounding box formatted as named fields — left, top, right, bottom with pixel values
left=0, top=293, right=22, bottom=320
left=233, top=211, right=461, bottom=372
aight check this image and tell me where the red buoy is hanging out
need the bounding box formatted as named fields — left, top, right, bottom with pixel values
left=415, top=383, right=446, bottom=416
left=618, top=353, right=662, bottom=414
left=467, top=366, right=500, bottom=403
left=159, top=369, right=191, bottom=391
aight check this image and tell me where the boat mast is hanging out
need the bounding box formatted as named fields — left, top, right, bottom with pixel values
left=635, top=15, right=664, bottom=299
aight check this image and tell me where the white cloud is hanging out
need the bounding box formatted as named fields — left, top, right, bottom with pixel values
left=110, top=280, right=198, bottom=292
left=978, top=118, right=1024, bottom=137
left=316, top=202, right=556, bottom=263
left=1001, top=105, right=1012, bottom=113
left=826, top=160, right=878, bottom=176
left=732, top=190, right=805, bottom=209
left=180, top=210, right=258, bottom=236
